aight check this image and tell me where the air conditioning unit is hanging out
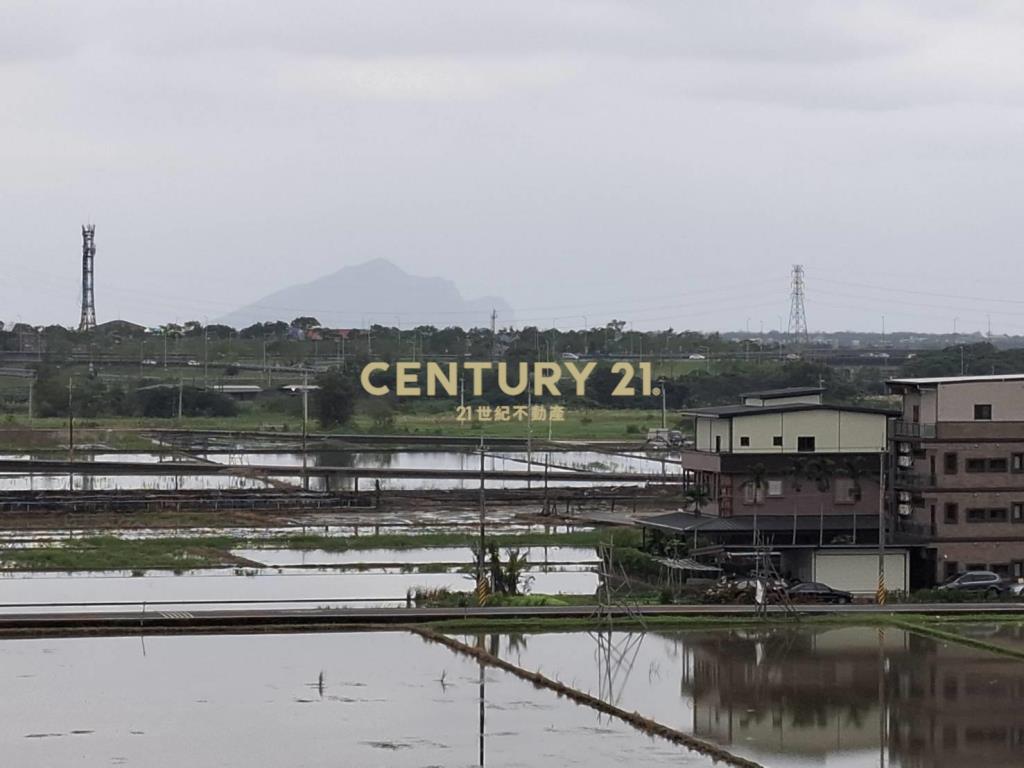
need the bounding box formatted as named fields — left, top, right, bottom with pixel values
left=898, top=491, right=911, bottom=503
left=897, top=455, right=914, bottom=468
left=898, top=442, right=911, bottom=454
left=898, top=504, right=912, bottom=517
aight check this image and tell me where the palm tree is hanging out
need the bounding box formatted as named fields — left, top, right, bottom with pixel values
left=684, top=485, right=711, bottom=516
left=743, top=462, right=768, bottom=505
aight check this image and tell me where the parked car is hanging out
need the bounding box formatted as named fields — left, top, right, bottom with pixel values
left=560, top=352, right=580, bottom=360
left=645, top=428, right=684, bottom=448
left=1009, top=581, right=1024, bottom=598
left=938, top=570, right=1008, bottom=597
left=141, top=358, right=157, bottom=366
left=186, top=359, right=201, bottom=367
left=786, top=582, right=853, bottom=604
left=687, top=353, right=706, bottom=360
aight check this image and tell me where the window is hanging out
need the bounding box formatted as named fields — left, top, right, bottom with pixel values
left=1014, top=561, right=1024, bottom=579
left=772, top=435, right=783, bottom=447
left=966, top=458, right=987, bottom=473
left=834, top=477, right=858, bottom=504
left=944, top=503, right=959, bottom=524
left=1013, top=454, right=1024, bottom=472
left=912, top=404, right=920, bottom=423
left=944, top=452, right=958, bottom=474
left=966, top=508, right=1008, bottom=523
left=767, top=479, right=783, bottom=497
left=743, top=483, right=761, bottom=504
left=966, top=563, right=987, bottom=572
left=944, top=561, right=959, bottom=580
left=739, top=436, right=750, bottom=447
left=993, top=563, right=1011, bottom=577
left=714, top=435, right=721, bottom=453
left=797, top=436, right=816, bottom=452
left=975, top=404, right=993, bottom=420
left=1014, top=503, right=1024, bottom=523
left=990, top=458, right=1009, bottom=472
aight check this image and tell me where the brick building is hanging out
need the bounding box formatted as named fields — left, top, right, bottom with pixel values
left=888, top=374, right=1024, bottom=583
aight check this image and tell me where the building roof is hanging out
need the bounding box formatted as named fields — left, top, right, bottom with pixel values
left=739, top=386, right=824, bottom=399
left=679, top=403, right=897, bottom=419
left=638, top=511, right=880, bottom=535
left=887, top=373, right=1024, bottom=387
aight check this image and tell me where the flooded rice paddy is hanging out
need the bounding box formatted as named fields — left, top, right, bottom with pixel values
left=0, top=543, right=602, bottom=612
left=1, top=625, right=1019, bottom=767
left=0, top=448, right=679, bottom=491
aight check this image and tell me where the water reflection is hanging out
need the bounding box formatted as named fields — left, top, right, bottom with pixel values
left=483, top=626, right=1024, bottom=767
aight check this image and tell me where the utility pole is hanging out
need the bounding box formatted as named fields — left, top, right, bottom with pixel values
left=526, top=377, right=533, bottom=486
left=490, top=309, right=497, bottom=361
left=163, top=331, right=168, bottom=368
left=67, top=377, right=74, bottom=491
left=660, top=379, right=667, bottom=429
left=476, top=439, right=488, bottom=605
left=177, top=377, right=184, bottom=419
left=203, top=325, right=209, bottom=386
left=27, top=379, right=34, bottom=422
left=877, top=449, right=886, bottom=605
left=787, top=265, right=809, bottom=346
left=302, top=371, right=309, bottom=491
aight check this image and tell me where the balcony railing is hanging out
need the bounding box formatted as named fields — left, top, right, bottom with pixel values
left=892, top=420, right=936, bottom=439
left=893, top=470, right=933, bottom=491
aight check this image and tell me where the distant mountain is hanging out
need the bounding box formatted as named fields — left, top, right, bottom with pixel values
left=218, top=258, right=513, bottom=330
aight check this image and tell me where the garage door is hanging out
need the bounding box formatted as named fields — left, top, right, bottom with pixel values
left=813, top=551, right=907, bottom=595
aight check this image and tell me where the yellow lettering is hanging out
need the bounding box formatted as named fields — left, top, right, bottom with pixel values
left=563, top=361, right=596, bottom=396
left=534, top=363, right=561, bottom=396
left=425, top=362, right=458, bottom=397
left=497, top=362, right=529, bottom=396
left=395, top=362, right=421, bottom=396
left=464, top=362, right=491, bottom=396
left=360, top=362, right=390, bottom=396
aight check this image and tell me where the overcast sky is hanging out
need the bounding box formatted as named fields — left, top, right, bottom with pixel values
left=3, top=1, right=1024, bottom=334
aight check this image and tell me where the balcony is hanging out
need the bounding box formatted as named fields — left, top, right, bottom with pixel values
left=892, top=420, right=936, bottom=439
left=893, top=470, right=933, bottom=491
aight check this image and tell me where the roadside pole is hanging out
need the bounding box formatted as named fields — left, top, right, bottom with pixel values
left=476, top=440, right=488, bottom=605
left=67, top=376, right=74, bottom=492
left=302, top=372, right=309, bottom=492
left=877, top=445, right=887, bottom=605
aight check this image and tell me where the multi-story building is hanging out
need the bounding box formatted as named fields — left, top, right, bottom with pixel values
left=888, top=374, right=1024, bottom=583
left=641, top=387, right=909, bottom=592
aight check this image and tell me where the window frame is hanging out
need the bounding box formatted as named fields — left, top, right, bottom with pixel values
left=974, top=403, right=993, bottom=420
left=797, top=436, right=816, bottom=453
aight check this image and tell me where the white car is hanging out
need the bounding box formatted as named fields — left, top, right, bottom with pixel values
left=187, top=359, right=201, bottom=367
left=141, top=359, right=158, bottom=366
left=688, top=353, right=706, bottom=360
left=560, top=352, right=580, bottom=360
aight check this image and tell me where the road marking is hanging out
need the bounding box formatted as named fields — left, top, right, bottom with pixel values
left=159, top=611, right=194, bottom=619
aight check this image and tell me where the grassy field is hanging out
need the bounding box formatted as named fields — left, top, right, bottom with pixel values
left=0, top=528, right=641, bottom=572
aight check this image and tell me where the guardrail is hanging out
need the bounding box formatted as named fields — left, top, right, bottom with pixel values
left=892, top=420, right=936, bottom=439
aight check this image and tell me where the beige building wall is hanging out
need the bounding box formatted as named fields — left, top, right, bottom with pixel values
left=729, top=410, right=887, bottom=454
left=695, top=418, right=732, bottom=452
left=936, top=380, right=1024, bottom=422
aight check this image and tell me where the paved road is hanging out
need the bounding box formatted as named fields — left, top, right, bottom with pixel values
left=0, top=601, right=1021, bottom=635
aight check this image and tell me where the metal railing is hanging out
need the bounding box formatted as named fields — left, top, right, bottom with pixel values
left=892, top=420, right=936, bottom=439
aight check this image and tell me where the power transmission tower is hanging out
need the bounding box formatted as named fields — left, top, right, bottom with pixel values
left=79, top=225, right=97, bottom=331
left=787, top=264, right=808, bottom=345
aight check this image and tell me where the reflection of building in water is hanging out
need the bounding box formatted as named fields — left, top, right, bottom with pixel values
left=679, top=625, right=1024, bottom=767
left=889, top=629, right=1024, bottom=768
left=681, top=627, right=895, bottom=760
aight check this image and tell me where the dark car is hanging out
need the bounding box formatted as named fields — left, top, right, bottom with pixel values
left=786, top=582, right=853, bottom=604
left=937, top=570, right=1008, bottom=596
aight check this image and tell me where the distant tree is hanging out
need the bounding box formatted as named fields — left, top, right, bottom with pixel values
left=291, top=316, right=321, bottom=330
left=314, top=369, right=355, bottom=428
